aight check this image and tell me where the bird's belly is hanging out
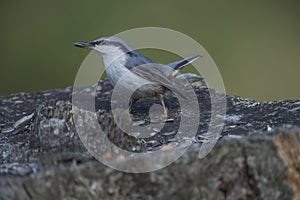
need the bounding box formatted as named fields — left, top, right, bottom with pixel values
left=105, top=64, right=129, bottom=86
left=132, top=84, right=164, bottom=100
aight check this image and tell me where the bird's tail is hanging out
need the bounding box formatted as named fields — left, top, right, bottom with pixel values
left=166, top=55, right=202, bottom=80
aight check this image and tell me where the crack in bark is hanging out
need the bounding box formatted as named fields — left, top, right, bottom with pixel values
left=241, top=150, right=262, bottom=200
left=23, top=183, right=33, bottom=199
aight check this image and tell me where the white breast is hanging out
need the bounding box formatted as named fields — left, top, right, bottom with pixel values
left=102, top=50, right=128, bottom=86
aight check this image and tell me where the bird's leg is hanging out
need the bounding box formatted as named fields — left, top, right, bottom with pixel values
left=159, top=94, right=168, bottom=118
left=127, top=98, right=134, bottom=114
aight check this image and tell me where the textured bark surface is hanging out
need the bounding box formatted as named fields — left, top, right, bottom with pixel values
left=0, top=79, right=300, bottom=200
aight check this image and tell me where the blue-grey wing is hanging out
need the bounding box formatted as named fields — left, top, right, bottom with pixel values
left=124, top=51, right=155, bottom=70
left=131, top=63, right=187, bottom=99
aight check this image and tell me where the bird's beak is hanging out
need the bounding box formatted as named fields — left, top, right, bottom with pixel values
left=74, top=41, right=94, bottom=49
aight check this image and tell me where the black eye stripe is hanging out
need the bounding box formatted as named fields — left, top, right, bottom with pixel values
left=90, top=40, right=129, bottom=52
left=91, top=40, right=105, bottom=45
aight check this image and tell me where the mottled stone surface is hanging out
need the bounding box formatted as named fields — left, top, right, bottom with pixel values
left=0, top=79, right=300, bottom=200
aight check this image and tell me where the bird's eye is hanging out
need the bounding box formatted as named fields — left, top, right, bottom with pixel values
left=98, top=40, right=106, bottom=45
left=92, top=40, right=105, bottom=46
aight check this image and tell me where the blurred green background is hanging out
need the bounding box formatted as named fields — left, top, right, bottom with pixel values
left=1, top=0, right=300, bottom=101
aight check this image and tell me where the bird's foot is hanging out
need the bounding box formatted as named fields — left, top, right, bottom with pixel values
left=163, top=108, right=168, bottom=119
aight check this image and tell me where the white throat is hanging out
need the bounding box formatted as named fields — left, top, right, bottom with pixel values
left=102, top=52, right=127, bottom=68
left=97, top=47, right=128, bottom=86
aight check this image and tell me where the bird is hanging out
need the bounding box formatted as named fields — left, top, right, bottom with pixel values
left=74, top=36, right=201, bottom=117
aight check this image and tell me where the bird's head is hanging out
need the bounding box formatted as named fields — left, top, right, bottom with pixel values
left=74, top=36, right=132, bottom=57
